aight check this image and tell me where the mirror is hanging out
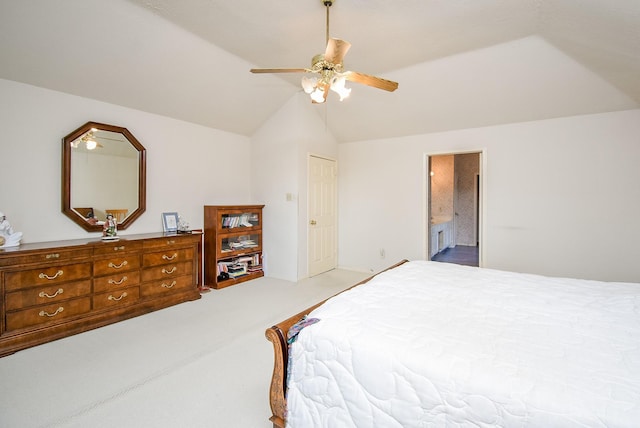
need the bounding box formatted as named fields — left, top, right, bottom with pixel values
left=62, top=121, right=146, bottom=232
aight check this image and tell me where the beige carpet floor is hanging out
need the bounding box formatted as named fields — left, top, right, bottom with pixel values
left=0, top=268, right=371, bottom=428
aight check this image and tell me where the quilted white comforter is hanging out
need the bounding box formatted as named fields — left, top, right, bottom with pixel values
left=286, top=261, right=640, bottom=427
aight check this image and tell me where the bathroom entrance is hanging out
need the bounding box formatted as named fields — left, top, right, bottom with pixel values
left=426, top=151, right=483, bottom=266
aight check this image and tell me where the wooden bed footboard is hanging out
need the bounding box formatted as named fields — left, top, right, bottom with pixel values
left=264, top=260, right=409, bottom=428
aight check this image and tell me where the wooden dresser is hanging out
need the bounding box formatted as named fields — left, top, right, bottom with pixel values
left=0, top=232, right=201, bottom=357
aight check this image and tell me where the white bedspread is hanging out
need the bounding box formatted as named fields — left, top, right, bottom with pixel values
left=286, top=261, right=640, bottom=427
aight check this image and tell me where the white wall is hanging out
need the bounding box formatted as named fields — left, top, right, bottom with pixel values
left=4, top=77, right=638, bottom=284
left=251, top=92, right=338, bottom=281
left=0, top=79, right=252, bottom=244
left=339, top=109, right=640, bottom=283
left=0, top=78, right=338, bottom=285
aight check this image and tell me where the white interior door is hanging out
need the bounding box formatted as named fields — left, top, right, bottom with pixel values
left=308, top=155, right=337, bottom=276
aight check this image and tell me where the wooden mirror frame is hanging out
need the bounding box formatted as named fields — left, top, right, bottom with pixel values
left=62, top=121, right=146, bottom=232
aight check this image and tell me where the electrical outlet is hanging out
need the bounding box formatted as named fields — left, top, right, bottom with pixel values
left=380, top=248, right=385, bottom=259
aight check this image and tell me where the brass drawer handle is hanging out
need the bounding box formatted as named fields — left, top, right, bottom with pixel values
left=166, top=240, right=176, bottom=245
left=161, top=281, right=177, bottom=289
left=45, top=253, right=60, bottom=259
left=39, top=288, right=64, bottom=299
left=108, top=276, right=128, bottom=285
left=39, top=307, right=64, bottom=317
left=108, top=292, right=128, bottom=301
left=113, top=245, right=126, bottom=251
left=162, top=267, right=177, bottom=275
left=108, top=261, right=128, bottom=269
left=162, top=253, right=178, bottom=261
left=39, top=270, right=63, bottom=280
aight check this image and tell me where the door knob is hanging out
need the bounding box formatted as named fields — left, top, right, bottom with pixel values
left=310, top=220, right=317, bottom=225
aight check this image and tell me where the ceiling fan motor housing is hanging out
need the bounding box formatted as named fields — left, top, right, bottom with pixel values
left=312, top=54, right=325, bottom=68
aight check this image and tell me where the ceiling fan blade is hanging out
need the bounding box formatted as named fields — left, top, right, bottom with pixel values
left=250, top=68, right=309, bottom=74
left=343, top=71, right=399, bottom=92
left=324, top=38, right=351, bottom=65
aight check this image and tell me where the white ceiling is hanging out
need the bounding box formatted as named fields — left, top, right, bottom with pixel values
left=1, top=0, right=638, bottom=142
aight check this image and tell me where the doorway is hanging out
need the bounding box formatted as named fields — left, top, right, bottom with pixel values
left=426, top=151, right=483, bottom=266
left=307, top=155, right=338, bottom=276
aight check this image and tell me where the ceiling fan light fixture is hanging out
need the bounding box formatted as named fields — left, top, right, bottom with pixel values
left=310, top=86, right=327, bottom=103
left=301, top=72, right=350, bottom=102
left=330, top=75, right=351, bottom=101
left=301, top=75, right=318, bottom=94
left=85, top=139, right=98, bottom=150
left=77, top=129, right=103, bottom=150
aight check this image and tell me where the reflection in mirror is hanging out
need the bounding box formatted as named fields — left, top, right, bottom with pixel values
left=62, top=122, right=146, bottom=232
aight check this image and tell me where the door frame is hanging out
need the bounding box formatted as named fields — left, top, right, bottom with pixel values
left=424, top=149, right=486, bottom=266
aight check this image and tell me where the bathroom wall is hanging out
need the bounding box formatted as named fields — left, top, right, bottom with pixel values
left=430, top=155, right=454, bottom=219
left=455, top=153, right=480, bottom=246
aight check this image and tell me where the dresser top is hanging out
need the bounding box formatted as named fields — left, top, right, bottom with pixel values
left=0, top=232, right=202, bottom=256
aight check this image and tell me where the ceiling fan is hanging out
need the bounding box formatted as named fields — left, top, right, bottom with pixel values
left=250, top=0, right=399, bottom=104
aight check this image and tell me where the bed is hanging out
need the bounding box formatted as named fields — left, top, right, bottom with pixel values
left=265, top=260, right=640, bottom=427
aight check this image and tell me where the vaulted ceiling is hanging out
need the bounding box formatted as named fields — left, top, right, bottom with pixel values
left=1, top=0, right=638, bottom=142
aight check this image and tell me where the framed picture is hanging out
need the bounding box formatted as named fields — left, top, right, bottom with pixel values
left=162, top=212, right=179, bottom=233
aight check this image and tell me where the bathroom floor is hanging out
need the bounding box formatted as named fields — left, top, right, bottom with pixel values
left=432, top=245, right=479, bottom=267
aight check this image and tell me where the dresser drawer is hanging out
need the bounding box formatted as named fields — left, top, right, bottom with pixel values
left=140, top=275, right=194, bottom=297
left=141, top=261, right=192, bottom=282
left=93, top=240, right=142, bottom=256
left=5, top=297, right=92, bottom=332
left=93, top=256, right=141, bottom=276
left=0, top=247, right=92, bottom=268
left=93, top=287, right=140, bottom=310
left=93, top=271, right=141, bottom=293
left=143, top=248, right=193, bottom=267
left=143, top=235, right=197, bottom=251
left=5, top=280, right=91, bottom=311
left=4, top=263, right=92, bottom=292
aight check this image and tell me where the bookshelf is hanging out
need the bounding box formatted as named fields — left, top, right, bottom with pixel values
left=203, top=205, right=265, bottom=289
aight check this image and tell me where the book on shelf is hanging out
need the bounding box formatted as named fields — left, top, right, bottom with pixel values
left=239, top=213, right=253, bottom=227
left=216, top=253, right=262, bottom=277
left=227, top=265, right=247, bottom=278
left=218, top=261, right=246, bottom=277
left=224, top=237, right=259, bottom=251
left=222, top=213, right=256, bottom=229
